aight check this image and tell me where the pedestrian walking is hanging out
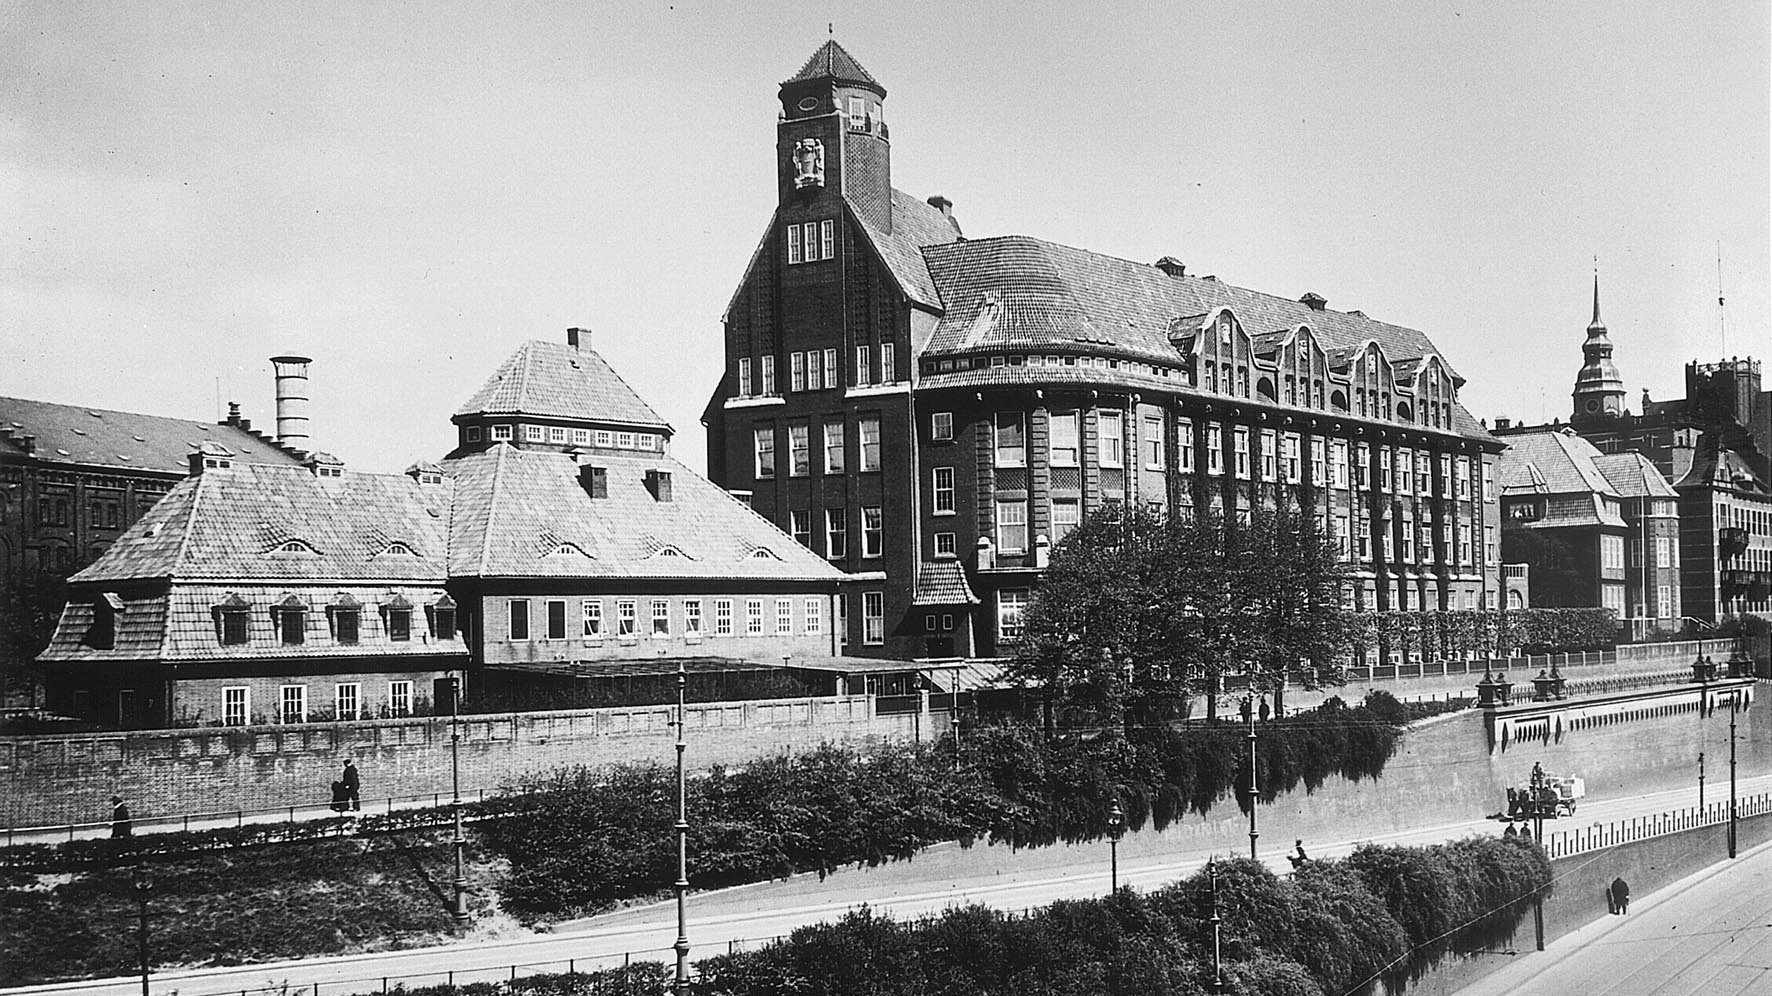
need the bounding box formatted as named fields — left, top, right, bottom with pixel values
left=1610, top=877, right=1630, bottom=914
left=342, top=758, right=361, bottom=811
left=109, top=795, right=132, bottom=838
left=1288, top=839, right=1308, bottom=868
left=1259, top=699, right=1271, bottom=723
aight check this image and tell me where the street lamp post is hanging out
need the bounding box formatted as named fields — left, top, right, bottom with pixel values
left=1244, top=696, right=1259, bottom=861
left=671, top=662, right=691, bottom=996
left=1106, top=799, right=1125, bottom=892
left=1729, top=690, right=1738, bottom=859
left=450, top=674, right=468, bottom=925
left=132, top=868, right=152, bottom=996
left=1208, top=858, right=1225, bottom=995
left=1699, top=751, right=1706, bottom=812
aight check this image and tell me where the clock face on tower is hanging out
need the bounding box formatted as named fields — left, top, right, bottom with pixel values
left=792, top=138, right=825, bottom=189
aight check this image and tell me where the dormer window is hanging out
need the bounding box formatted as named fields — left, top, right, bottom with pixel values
left=329, top=595, right=361, bottom=645
left=466, top=426, right=483, bottom=443
left=275, top=539, right=318, bottom=556
left=492, top=425, right=513, bottom=441
left=428, top=595, right=457, bottom=640
left=379, top=542, right=416, bottom=557
left=213, top=594, right=251, bottom=645
left=274, top=596, right=307, bottom=645
left=381, top=594, right=413, bottom=642
left=86, top=593, right=123, bottom=650
left=847, top=95, right=866, bottom=130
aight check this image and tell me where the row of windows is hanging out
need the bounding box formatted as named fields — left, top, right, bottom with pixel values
left=784, top=506, right=885, bottom=560
left=235, top=680, right=415, bottom=725
left=464, top=424, right=662, bottom=450
left=786, top=219, right=834, bottom=264
left=505, top=596, right=825, bottom=641
left=212, top=600, right=452, bottom=647
left=29, top=496, right=139, bottom=529
left=921, top=352, right=1181, bottom=381
left=736, top=344, right=898, bottom=398
left=755, top=416, right=881, bottom=478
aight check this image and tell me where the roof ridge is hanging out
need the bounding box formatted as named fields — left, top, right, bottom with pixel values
left=478, top=444, right=509, bottom=575
left=167, top=473, right=205, bottom=583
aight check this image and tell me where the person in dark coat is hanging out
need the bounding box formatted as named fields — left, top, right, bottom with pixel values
left=1610, top=877, right=1630, bottom=914
left=342, top=759, right=361, bottom=811
left=110, top=795, right=132, bottom=838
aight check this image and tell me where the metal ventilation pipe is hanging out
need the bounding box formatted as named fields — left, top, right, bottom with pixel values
left=270, top=354, right=313, bottom=449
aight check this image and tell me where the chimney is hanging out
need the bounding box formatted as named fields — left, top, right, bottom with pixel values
left=926, top=195, right=962, bottom=235
left=567, top=327, right=590, bottom=351
left=1154, top=256, right=1187, bottom=278
left=1495, top=417, right=1512, bottom=430
left=645, top=469, right=673, bottom=502
left=225, top=401, right=242, bottom=425
left=20, top=433, right=36, bottom=454
left=270, top=354, right=314, bottom=451
left=580, top=464, right=608, bottom=499
left=1300, top=292, right=1327, bottom=312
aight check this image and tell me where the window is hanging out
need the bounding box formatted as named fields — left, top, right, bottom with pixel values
left=1284, top=433, right=1301, bottom=484
left=1417, top=451, right=1432, bottom=495
left=389, top=681, right=412, bottom=718
left=929, top=411, right=956, bottom=442
left=618, top=431, right=635, bottom=448
left=996, top=412, right=1027, bottom=467
left=617, top=599, right=637, bottom=637
left=596, top=430, right=612, bottom=446
left=1355, top=443, right=1370, bottom=489
left=761, top=355, right=776, bottom=395
left=1233, top=427, right=1250, bottom=479
left=1050, top=411, right=1080, bottom=466
left=333, top=606, right=360, bottom=645
left=466, top=425, right=483, bottom=443
left=220, top=607, right=249, bottom=646
left=1311, top=439, right=1326, bottom=487
left=824, top=421, right=846, bottom=474
left=1335, top=512, right=1351, bottom=559
left=789, top=424, right=810, bottom=476
left=848, top=94, right=866, bottom=129
left=549, top=426, right=567, bottom=444
left=820, top=219, right=833, bottom=259
left=999, top=589, right=1028, bottom=642
left=804, top=598, right=822, bottom=634
left=855, top=345, right=871, bottom=386
left=787, top=224, right=802, bottom=264
left=572, top=428, right=589, bottom=446
left=508, top=599, right=530, bottom=640
left=685, top=600, right=703, bottom=635
left=540, top=600, right=564, bottom=640
left=278, top=604, right=305, bottom=645
left=826, top=508, right=848, bottom=559
left=387, top=605, right=411, bottom=642
left=1397, top=448, right=1412, bottom=493
left=997, top=499, right=1028, bottom=553
left=1261, top=429, right=1277, bottom=482
left=335, top=683, right=360, bottom=722
left=1204, top=422, right=1223, bottom=475
left=1657, top=584, right=1672, bottom=616
left=881, top=342, right=895, bottom=383
left=492, top=424, right=513, bottom=441
left=791, top=509, right=812, bottom=547
left=933, top=467, right=956, bottom=514
left=776, top=598, right=793, bottom=635
left=754, top=427, right=776, bottom=478
left=935, top=531, right=956, bottom=557
left=1052, top=497, right=1080, bottom=542
left=859, top=416, right=881, bottom=471
left=863, top=591, right=884, bottom=644
left=280, top=685, right=307, bottom=724
left=837, top=593, right=849, bottom=644
left=1380, top=447, right=1394, bottom=492
left=715, top=599, right=733, bottom=636
left=1457, top=458, right=1472, bottom=499
left=1144, top=415, right=1165, bottom=470
left=790, top=352, right=805, bottom=393
left=525, top=425, right=545, bottom=442
left=583, top=599, right=603, bottom=637
left=1099, top=411, right=1124, bottom=468
left=862, top=506, right=884, bottom=557
left=1402, top=518, right=1416, bottom=561
left=804, top=350, right=822, bottom=391
left=1331, top=440, right=1349, bottom=489
left=747, top=599, right=764, bottom=635
left=822, top=348, right=838, bottom=390
left=653, top=599, right=671, bottom=637
left=224, top=687, right=249, bottom=727
left=1485, top=525, right=1496, bottom=564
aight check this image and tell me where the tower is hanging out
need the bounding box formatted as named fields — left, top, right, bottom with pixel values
left=1571, top=274, right=1625, bottom=426
left=776, top=39, right=891, bottom=232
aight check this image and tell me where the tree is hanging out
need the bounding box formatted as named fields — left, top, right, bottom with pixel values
left=1008, top=503, right=1355, bottom=729
left=0, top=568, right=66, bottom=708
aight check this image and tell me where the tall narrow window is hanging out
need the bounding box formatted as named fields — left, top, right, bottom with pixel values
left=387, top=605, right=411, bottom=642
left=747, top=599, right=764, bottom=635
left=881, top=342, right=895, bottom=383
left=278, top=603, right=306, bottom=645
left=805, top=350, right=822, bottom=391
left=996, top=412, right=1027, bottom=467
left=280, top=685, right=307, bottom=724
left=1205, top=422, right=1224, bottom=476
left=1233, top=427, right=1250, bottom=479
left=335, top=683, right=360, bottom=722
left=837, top=594, right=849, bottom=645
left=1098, top=411, right=1124, bottom=468
left=388, top=681, right=412, bottom=718
left=509, top=599, right=529, bottom=640
left=224, top=687, right=249, bottom=727
left=1310, top=438, right=1325, bottom=486
left=583, top=599, right=603, bottom=637
left=863, top=591, right=884, bottom=644
left=998, top=589, right=1028, bottom=642
left=933, top=467, right=956, bottom=514
left=820, top=219, right=834, bottom=259
left=754, top=427, right=776, bottom=478
left=685, top=600, right=703, bottom=635
left=787, top=225, right=802, bottom=264
left=547, top=600, right=567, bottom=640
left=855, top=345, right=871, bottom=386
left=618, top=599, right=637, bottom=637
left=859, top=416, right=881, bottom=471
left=776, top=598, right=793, bottom=635
left=1261, top=429, right=1277, bottom=482
left=1052, top=497, right=1081, bottom=542
left=826, top=508, right=847, bottom=558
left=822, top=348, right=838, bottom=390
left=1143, top=416, right=1164, bottom=469
left=1355, top=443, right=1371, bottom=489
left=932, top=411, right=954, bottom=441
left=804, top=598, right=822, bottom=635
left=333, top=605, right=360, bottom=645
left=824, top=421, right=846, bottom=474
left=790, top=352, right=806, bottom=392
left=789, top=424, right=810, bottom=476
left=1284, top=433, right=1301, bottom=483
left=761, top=355, right=776, bottom=395
left=1050, top=411, right=1080, bottom=465
left=653, top=599, right=671, bottom=637
left=715, top=599, right=733, bottom=636
left=997, top=499, right=1028, bottom=553
left=791, top=509, right=812, bottom=547
left=862, top=506, right=884, bottom=557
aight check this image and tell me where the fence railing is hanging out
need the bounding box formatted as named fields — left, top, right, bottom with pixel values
left=1346, top=651, right=1614, bottom=684
left=1541, top=792, right=1772, bottom=859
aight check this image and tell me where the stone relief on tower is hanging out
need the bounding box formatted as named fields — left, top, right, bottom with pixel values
left=793, top=138, right=824, bottom=189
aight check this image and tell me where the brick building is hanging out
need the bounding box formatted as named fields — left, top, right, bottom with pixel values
left=704, top=40, right=1506, bottom=660
left=40, top=331, right=848, bottom=726
left=1502, top=278, right=1772, bottom=622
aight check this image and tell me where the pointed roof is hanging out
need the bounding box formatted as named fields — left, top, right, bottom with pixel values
left=784, top=39, right=882, bottom=92
left=1589, top=271, right=1605, bottom=332
left=454, top=339, right=669, bottom=433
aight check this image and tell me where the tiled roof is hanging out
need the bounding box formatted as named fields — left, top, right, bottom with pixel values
left=911, top=561, right=979, bottom=606
left=1593, top=453, right=1679, bottom=498
left=444, top=444, right=846, bottom=583
left=784, top=40, right=881, bottom=90
left=1678, top=436, right=1770, bottom=493
left=1495, top=429, right=1620, bottom=498
left=851, top=189, right=963, bottom=311
left=72, top=464, right=453, bottom=583
left=453, top=340, right=669, bottom=432
left=0, top=397, right=305, bottom=475
left=919, top=236, right=1463, bottom=383
left=917, top=362, right=1184, bottom=394
left=41, top=584, right=461, bottom=663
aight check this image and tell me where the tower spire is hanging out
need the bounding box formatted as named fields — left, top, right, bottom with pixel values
left=1590, top=263, right=1603, bottom=329
left=1572, top=261, right=1625, bottom=426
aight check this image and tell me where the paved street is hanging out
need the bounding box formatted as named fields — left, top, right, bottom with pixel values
left=1454, top=839, right=1772, bottom=995
left=10, top=773, right=1767, bottom=996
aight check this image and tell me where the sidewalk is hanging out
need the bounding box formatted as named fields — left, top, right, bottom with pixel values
left=1454, top=838, right=1772, bottom=995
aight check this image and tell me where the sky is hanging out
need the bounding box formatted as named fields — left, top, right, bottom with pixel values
left=3, top=1, right=1767, bottom=475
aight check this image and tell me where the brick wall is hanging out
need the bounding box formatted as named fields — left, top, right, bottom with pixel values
left=0, top=694, right=932, bottom=828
